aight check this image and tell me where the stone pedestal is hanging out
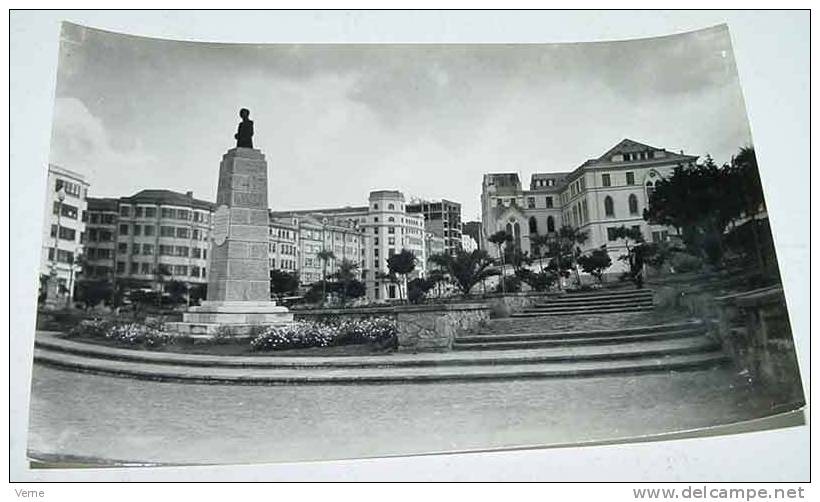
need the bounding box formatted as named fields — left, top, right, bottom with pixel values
left=166, top=147, right=293, bottom=336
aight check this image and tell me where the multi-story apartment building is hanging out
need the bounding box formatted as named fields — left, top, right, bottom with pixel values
left=85, top=189, right=214, bottom=292
left=481, top=139, right=698, bottom=272
left=40, top=164, right=90, bottom=303
left=406, top=198, right=462, bottom=254
left=84, top=197, right=119, bottom=279
left=268, top=215, right=299, bottom=274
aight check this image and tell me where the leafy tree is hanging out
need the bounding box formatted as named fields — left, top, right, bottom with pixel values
left=428, top=249, right=499, bottom=297
left=529, top=234, right=552, bottom=272
left=577, top=248, right=612, bottom=284
left=76, top=279, right=114, bottom=308
left=488, top=230, right=513, bottom=293
left=386, top=249, right=417, bottom=302
left=610, top=226, right=647, bottom=287
left=154, top=264, right=172, bottom=306
left=407, top=277, right=436, bottom=304
left=270, top=269, right=300, bottom=300
left=329, top=259, right=365, bottom=305
left=554, top=225, right=589, bottom=287
left=166, top=280, right=189, bottom=306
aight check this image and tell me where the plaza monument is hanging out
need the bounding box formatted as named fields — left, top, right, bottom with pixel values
left=167, top=109, right=293, bottom=334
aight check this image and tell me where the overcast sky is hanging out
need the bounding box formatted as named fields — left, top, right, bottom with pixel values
left=50, top=22, right=752, bottom=220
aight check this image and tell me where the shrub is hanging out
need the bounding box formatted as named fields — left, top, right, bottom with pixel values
left=494, top=275, right=522, bottom=294
left=407, top=278, right=435, bottom=304
left=671, top=252, right=704, bottom=273
left=68, top=318, right=114, bottom=338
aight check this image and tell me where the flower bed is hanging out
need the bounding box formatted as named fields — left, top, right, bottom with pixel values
left=64, top=317, right=399, bottom=354
left=68, top=319, right=172, bottom=348
left=250, top=318, right=397, bottom=352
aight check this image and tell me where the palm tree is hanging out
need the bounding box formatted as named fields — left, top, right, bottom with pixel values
left=154, top=263, right=172, bottom=306
left=316, top=249, right=336, bottom=304
left=332, top=258, right=359, bottom=305
left=429, top=250, right=500, bottom=297
left=488, top=230, right=513, bottom=293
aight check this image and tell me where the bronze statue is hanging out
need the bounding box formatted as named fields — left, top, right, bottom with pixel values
left=234, top=108, right=254, bottom=148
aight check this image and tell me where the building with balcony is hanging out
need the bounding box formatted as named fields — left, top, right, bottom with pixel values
left=85, top=189, right=214, bottom=293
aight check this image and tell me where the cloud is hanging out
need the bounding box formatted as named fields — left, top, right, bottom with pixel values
left=49, top=97, right=158, bottom=194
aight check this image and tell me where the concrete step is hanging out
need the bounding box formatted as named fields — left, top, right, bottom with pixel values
left=459, top=322, right=704, bottom=343
left=33, top=345, right=729, bottom=384
left=536, top=297, right=655, bottom=308
left=453, top=329, right=710, bottom=351
left=512, top=306, right=655, bottom=317
left=557, top=289, right=654, bottom=300
left=527, top=301, right=654, bottom=312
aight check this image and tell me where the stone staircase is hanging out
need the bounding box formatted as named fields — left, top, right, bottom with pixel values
left=512, top=288, right=655, bottom=317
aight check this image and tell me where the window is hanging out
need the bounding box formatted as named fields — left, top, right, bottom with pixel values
left=140, top=262, right=152, bottom=275
left=176, top=227, right=190, bottom=239
left=50, top=225, right=76, bottom=241
left=90, top=213, right=100, bottom=224
left=607, top=227, right=618, bottom=242
left=388, top=217, right=395, bottom=222
left=161, top=208, right=175, bottom=218
left=145, top=207, right=157, bottom=218
left=602, top=174, right=611, bottom=187
left=89, top=229, right=99, bottom=242
left=645, top=181, right=655, bottom=199
left=191, top=248, right=202, bottom=259
left=118, top=242, right=128, bottom=254
left=191, top=267, right=201, bottom=277
left=160, top=226, right=175, bottom=237
left=177, top=209, right=190, bottom=221
left=118, top=224, right=128, bottom=235
left=628, top=194, right=639, bottom=215
left=626, top=172, right=635, bottom=185
left=496, top=199, right=503, bottom=207
left=174, top=265, right=188, bottom=276
left=134, top=207, right=144, bottom=218
left=388, top=285, right=397, bottom=299
left=53, top=202, right=78, bottom=219
left=545, top=196, right=553, bottom=208
left=604, top=196, right=615, bottom=217
left=528, top=216, right=538, bottom=235
left=527, top=197, right=535, bottom=209
left=388, top=203, right=395, bottom=210
left=130, top=262, right=139, bottom=274
left=388, top=227, right=395, bottom=234
left=388, top=237, right=395, bottom=245
left=159, top=245, right=174, bottom=256
left=120, top=206, right=131, bottom=217
left=55, top=179, right=82, bottom=198
left=547, top=216, right=555, bottom=233
left=116, top=261, right=125, bottom=274
left=99, top=230, right=113, bottom=242
left=142, top=244, right=154, bottom=255
left=373, top=203, right=379, bottom=210
left=144, top=225, right=155, bottom=236
left=175, top=246, right=188, bottom=257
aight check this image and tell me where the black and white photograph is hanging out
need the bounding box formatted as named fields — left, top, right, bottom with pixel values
left=12, top=9, right=808, bottom=481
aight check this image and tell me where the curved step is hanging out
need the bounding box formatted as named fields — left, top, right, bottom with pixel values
left=33, top=347, right=729, bottom=385
left=454, top=331, right=713, bottom=351
left=458, top=324, right=705, bottom=344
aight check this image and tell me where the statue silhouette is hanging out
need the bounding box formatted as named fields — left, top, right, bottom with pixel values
left=234, top=108, right=254, bottom=148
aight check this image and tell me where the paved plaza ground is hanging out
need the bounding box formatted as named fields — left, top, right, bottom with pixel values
left=27, top=363, right=791, bottom=466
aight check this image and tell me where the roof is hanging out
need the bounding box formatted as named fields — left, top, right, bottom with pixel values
left=270, top=206, right=368, bottom=217
left=48, top=164, right=90, bottom=184
left=120, top=189, right=214, bottom=211
left=594, top=138, right=697, bottom=165
left=86, top=197, right=119, bottom=211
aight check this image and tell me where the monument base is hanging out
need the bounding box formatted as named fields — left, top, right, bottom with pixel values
left=165, top=301, right=294, bottom=336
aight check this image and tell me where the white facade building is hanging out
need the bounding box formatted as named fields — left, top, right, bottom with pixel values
left=481, top=139, right=698, bottom=272
left=40, top=164, right=90, bottom=303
